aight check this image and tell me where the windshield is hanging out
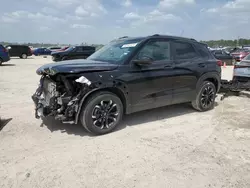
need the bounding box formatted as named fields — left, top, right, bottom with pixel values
left=87, top=38, right=143, bottom=64
left=66, top=46, right=75, bottom=51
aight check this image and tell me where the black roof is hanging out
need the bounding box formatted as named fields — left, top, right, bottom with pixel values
left=116, top=34, right=197, bottom=43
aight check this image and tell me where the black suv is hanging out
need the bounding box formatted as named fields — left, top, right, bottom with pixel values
left=6, top=45, right=32, bottom=59
left=51, top=46, right=95, bottom=62
left=32, top=35, right=221, bottom=135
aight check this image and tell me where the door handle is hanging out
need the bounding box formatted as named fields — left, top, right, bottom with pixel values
left=164, top=65, right=172, bottom=68
left=198, top=63, right=206, bottom=68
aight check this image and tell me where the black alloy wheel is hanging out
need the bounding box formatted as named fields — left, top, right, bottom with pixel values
left=200, top=85, right=215, bottom=109
left=91, top=100, right=119, bottom=130
left=81, top=91, right=123, bottom=135
left=192, top=81, right=216, bottom=111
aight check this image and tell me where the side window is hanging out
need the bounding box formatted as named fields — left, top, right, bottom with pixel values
left=76, top=47, right=84, bottom=52
left=136, top=40, right=170, bottom=61
left=197, top=45, right=210, bottom=58
left=214, top=51, right=222, bottom=55
left=173, top=42, right=198, bottom=60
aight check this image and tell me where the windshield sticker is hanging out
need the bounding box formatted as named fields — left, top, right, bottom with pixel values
left=121, top=43, right=138, bottom=48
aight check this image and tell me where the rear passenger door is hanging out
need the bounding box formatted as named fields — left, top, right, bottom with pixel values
left=171, top=41, right=201, bottom=104
left=72, top=47, right=86, bottom=59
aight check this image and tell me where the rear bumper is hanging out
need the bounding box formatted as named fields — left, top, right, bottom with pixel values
left=1, top=55, right=10, bottom=62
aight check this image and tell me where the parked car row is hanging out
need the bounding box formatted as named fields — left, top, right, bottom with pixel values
left=0, top=44, right=96, bottom=65
left=210, top=48, right=250, bottom=65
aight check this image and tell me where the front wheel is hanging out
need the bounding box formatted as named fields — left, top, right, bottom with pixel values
left=192, top=81, right=216, bottom=112
left=80, top=92, right=123, bottom=135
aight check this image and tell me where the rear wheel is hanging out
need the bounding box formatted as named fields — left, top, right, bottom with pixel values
left=192, top=81, right=216, bottom=111
left=80, top=91, right=123, bottom=135
left=21, top=53, right=27, bottom=59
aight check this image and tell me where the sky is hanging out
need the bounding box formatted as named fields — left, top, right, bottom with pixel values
left=0, top=0, right=250, bottom=45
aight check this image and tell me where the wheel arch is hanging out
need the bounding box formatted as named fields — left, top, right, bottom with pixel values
left=197, top=72, right=221, bottom=92
left=75, top=87, right=128, bottom=124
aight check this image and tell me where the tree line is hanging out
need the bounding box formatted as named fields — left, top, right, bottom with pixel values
left=2, top=38, right=250, bottom=49
left=200, top=38, right=250, bottom=47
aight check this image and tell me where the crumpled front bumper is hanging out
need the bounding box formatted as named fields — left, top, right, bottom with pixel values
left=31, top=77, right=46, bottom=119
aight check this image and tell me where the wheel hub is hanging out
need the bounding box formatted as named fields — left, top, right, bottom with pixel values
left=92, top=100, right=119, bottom=129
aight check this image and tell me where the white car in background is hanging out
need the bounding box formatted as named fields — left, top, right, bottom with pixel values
left=234, top=54, right=250, bottom=78
left=231, top=53, right=250, bottom=91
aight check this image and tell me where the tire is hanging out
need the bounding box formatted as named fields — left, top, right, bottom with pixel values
left=21, top=53, right=27, bottom=59
left=192, top=81, right=216, bottom=112
left=0, top=58, right=3, bottom=66
left=80, top=91, right=124, bottom=135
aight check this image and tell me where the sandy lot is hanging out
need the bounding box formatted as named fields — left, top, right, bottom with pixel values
left=0, top=57, right=250, bottom=188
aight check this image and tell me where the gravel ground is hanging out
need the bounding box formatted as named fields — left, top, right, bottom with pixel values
left=0, top=57, right=250, bottom=188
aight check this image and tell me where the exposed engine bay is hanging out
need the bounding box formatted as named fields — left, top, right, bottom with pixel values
left=32, top=74, right=93, bottom=124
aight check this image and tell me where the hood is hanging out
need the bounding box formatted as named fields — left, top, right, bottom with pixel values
left=51, top=51, right=67, bottom=56
left=36, top=59, right=118, bottom=75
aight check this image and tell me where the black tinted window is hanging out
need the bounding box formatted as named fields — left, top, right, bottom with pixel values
left=197, top=45, right=210, bottom=58
left=137, top=40, right=170, bottom=61
left=76, top=47, right=84, bottom=52
left=173, top=42, right=198, bottom=60
left=83, top=46, right=95, bottom=51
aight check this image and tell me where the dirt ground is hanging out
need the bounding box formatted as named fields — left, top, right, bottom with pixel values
left=0, top=57, right=250, bottom=188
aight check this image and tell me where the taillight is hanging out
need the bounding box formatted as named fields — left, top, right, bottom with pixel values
left=217, top=60, right=223, bottom=66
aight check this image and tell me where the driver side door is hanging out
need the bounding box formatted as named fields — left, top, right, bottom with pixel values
left=125, top=39, right=175, bottom=113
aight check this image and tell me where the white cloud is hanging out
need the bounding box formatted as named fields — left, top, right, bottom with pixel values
left=122, top=0, right=132, bottom=7
left=75, top=6, right=89, bottom=16
left=70, top=24, right=92, bottom=29
left=47, top=0, right=79, bottom=7
left=147, top=10, right=182, bottom=22
left=41, top=7, right=58, bottom=15
left=75, top=0, right=107, bottom=17
left=206, top=0, right=250, bottom=14
left=124, top=12, right=141, bottom=20
left=159, top=0, right=195, bottom=9
left=1, top=11, right=65, bottom=23
left=40, top=26, right=51, bottom=31
left=124, top=10, right=181, bottom=25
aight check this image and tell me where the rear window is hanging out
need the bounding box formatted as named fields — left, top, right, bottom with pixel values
left=173, top=41, right=199, bottom=60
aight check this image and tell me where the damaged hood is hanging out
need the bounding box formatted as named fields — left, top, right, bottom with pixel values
left=36, top=59, right=118, bottom=75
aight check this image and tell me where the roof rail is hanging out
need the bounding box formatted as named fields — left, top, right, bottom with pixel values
left=118, top=36, right=129, bottom=39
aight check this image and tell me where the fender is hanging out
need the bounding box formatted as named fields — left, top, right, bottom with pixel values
left=196, top=72, right=221, bottom=92
left=74, top=81, right=130, bottom=124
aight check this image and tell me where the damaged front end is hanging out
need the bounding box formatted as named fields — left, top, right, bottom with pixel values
left=32, top=74, right=93, bottom=124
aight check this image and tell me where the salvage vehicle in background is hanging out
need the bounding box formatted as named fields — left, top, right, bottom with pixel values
left=211, top=49, right=233, bottom=65
left=0, top=44, right=10, bottom=65
left=232, top=54, right=250, bottom=90
left=6, top=45, right=32, bottom=59
left=231, top=48, right=250, bottom=64
left=220, top=53, right=250, bottom=98
left=33, top=48, right=52, bottom=56
left=32, top=34, right=221, bottom=135
left=51, top=46, right=95, bottom=61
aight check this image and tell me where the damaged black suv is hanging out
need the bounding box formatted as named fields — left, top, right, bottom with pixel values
left=32, top=35, right=221, bottom=135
